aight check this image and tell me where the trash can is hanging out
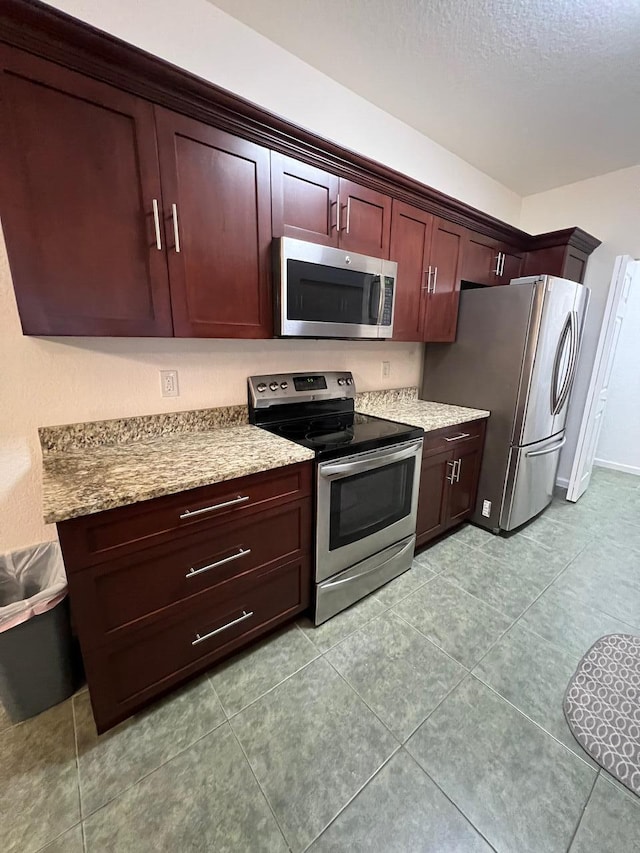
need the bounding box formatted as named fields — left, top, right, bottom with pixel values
left=0, top=541, right=79, bottom=722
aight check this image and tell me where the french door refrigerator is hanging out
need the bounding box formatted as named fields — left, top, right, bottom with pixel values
left=422, top=275, right=589, bottom=532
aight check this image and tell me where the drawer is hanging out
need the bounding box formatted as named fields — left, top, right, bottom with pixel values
left=422, top=419, right=485, bottom=456
left=58, top=461, right=312, bottom=569
left=69, top=499, right=312, bottom=642
left=82, top=557, right=311, bottom=732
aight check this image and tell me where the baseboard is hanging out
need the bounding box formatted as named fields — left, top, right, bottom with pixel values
left=593, top=458, right=640, bottom=477
left=555, top=475, right=570, bottom=488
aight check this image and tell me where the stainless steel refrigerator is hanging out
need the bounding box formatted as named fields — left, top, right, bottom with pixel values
left=422, top=275, right=589, bottom=532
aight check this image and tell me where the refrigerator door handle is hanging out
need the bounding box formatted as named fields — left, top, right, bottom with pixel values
left=525, top=437, right=566, bottom=457
left=550, top=312, right=573, bottom=415
left=554, top=310, right=579, bottom=415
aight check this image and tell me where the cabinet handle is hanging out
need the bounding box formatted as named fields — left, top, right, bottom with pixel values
left=334, top=192, right=341, bottom=231
left=455, top=459, right=461, bottom=482
left=447, top=460, right=456, bottom=484
left=494, top=252, right=501, bottom=275
left=432, top=266, right=438, bottom=293
left=152, top=199, right=162, bottom=250
left=499, top=253, right=505, bottom=276
left=423, top=266, right=432, bottom=291
left=179, top=494, right=249, bottom=520
left=186, top=547, right=251, bottom=579
left=192, top=610, right=254, bottom=646
left=345, top=197, right=351, bottom=234
left=172, top=203, right=181, bottom=253
left=444, top=432, right=470, bottom=442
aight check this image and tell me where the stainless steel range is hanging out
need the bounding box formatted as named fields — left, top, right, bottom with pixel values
left=248, top=372, right=424, bottom=624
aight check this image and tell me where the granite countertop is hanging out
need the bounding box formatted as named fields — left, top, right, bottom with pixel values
left=42, top=423, right=314, bottom=524
left=41, top=388, right=489, bottom=524
left=356, top=388, right=490, bottom=432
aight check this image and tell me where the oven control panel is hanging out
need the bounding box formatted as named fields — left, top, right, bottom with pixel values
left=248, top=371, right=355, bottom=408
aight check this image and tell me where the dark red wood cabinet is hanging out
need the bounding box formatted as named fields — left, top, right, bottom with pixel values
left=389, top=201, right=464, bottom=343
left=58, top=462, right=313, bottom=733
left=0, top=7, right=599, bottom=339
left=424, top=219, right=466, bottom=341
left=155, top=108, right=273, bottom=338
left=271, top=153, right=391, bottom=257
left=0, top=47, right=173, bottom=337
left=389, top=200, right=433, bottom=341
left=522, top=229, right=591, bottom=284
left=461, top=230, right=523, bottom=287
left=415, top=420, right=486, bottom=549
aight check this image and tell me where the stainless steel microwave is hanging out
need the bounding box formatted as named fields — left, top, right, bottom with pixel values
left=274, top=237, right=397, bottom=339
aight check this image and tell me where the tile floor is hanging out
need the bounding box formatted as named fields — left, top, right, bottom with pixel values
left=2, top=467, right=640, bottom=852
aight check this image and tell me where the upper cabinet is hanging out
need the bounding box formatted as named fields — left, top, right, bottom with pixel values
left=271, top=154, right=339, bottom=246
left=461, top=230, right=523, bottom=287
left=271, top=154, right=391, bottom=257
left=0, top=7, right=601, bottom=341
left=389, top=201, right=464, bottom=343
left=338, top=178, right=391, bottom=257
left=155, top=108, right=272, bottom=338
left=522, top=229, right=592, bottom=284
left=389, top=200, right=433, bottom=341
left=0, top=48, right=173, bottom=336
left=424, top=219, right=466, bottom=341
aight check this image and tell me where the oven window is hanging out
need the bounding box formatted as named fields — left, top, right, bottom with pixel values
left=329, top=458, right=414, bottom=551
left=287, top=260, right=379, bottom=325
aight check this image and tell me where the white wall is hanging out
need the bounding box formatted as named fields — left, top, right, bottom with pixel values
left=1, top=0, right=522, bottom=553
left=596, top=261, right=640, bottom=475
left=520, top=165, right=640, bottom=485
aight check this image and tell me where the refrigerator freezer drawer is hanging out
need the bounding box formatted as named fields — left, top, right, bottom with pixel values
left=314, top=535, right=415, bottom=625
left=501, top=433, right=566, bottom=531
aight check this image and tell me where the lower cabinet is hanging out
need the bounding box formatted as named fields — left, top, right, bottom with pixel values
left=58, top=462, right=313, bottom=732
left=415, top=420, right=486, bottom=549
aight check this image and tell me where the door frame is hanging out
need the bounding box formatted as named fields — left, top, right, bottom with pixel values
left=566, top=255, right=635, bottom=501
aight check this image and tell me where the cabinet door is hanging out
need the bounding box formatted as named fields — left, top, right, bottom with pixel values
left=499, top=249, right=523, bottom=284
left=423, top=219, right=465, bottom=342
left=155, top=108, right=272, bottom=338
left=447, top=438, right=483, bottom=525
left=415, top=449, right=452, bottom=547
left=462, top=232, right=500, bottom=286
left=389, top=200, right=433, bottom=341
left=271, top=153, right=339, bottom=246
left=0, top=47, right=173, bottom=336
left=338, top=178, right=391, bottom=257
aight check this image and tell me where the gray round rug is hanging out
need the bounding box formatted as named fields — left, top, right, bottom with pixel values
left=564, top=633, right=640, bottom=796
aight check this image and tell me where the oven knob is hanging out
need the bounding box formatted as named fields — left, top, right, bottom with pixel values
left=269, top=382, right=279, bottom=391
left=256, top=383, right=267, bottom=392
left=280, top=381, right=288, bottom=390
left=346, top=378, right=353, bottom=385
left=337, top=378, right=345, bottom=386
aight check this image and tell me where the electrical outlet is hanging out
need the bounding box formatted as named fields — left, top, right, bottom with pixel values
left=160, top=370, right=179, bottom=397
left=482, top=499, right=492, bottom=518
left=381, top=361, right=391, bottom=378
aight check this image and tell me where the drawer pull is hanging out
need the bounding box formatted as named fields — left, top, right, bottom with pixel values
left=444, top=432, right=470, bottom=442
left=192, top=610, right=254, bottom=646
left=180, top=495, right=249, bottom=520
left=186, top=547, right=251, bottom=579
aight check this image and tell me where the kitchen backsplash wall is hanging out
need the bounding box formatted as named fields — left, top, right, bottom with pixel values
left=0, top=229, right=422, bottom=551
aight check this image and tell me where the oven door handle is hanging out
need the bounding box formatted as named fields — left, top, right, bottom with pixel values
left=319, top=439, right=423, bottom=480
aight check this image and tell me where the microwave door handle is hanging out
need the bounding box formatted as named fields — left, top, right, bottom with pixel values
left=376, top=276, right=386, bottom=325
left=368, top=276, right=382, bottom=322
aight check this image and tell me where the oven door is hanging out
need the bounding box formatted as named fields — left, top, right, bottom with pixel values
left=316, top=438, right=423, bottom=582
left=276, top=237, right=395, bottom=339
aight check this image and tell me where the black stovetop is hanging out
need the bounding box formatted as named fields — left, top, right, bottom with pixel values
left=252, top=403, right=423, bottom=461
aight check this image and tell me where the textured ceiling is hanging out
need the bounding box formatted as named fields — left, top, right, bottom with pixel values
left=210, top=0, right=640, bottom=195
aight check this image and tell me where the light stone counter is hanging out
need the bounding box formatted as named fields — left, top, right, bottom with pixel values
left=356, top=387, right=490, bottom=432
left=41, top=411, right=314, bottom=524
